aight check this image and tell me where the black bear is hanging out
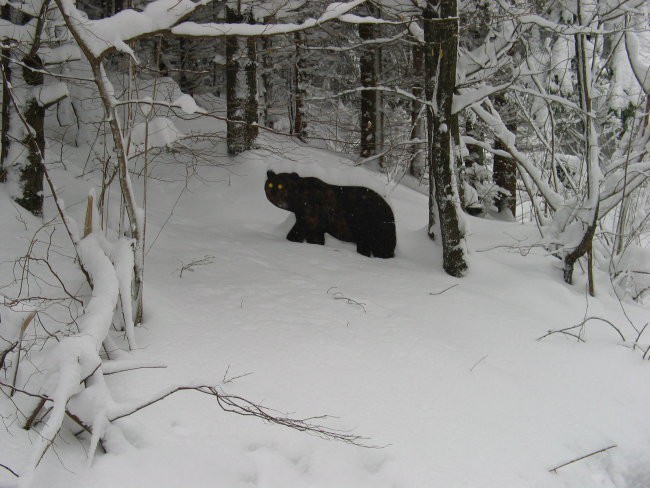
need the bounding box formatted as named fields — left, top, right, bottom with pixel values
left=265, top=170, right=396, bottom=258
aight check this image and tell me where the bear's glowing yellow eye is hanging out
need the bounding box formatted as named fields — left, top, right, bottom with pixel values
left=277, top=184, right=283, bottom=190
left=268, top=183, right=274, bottom=188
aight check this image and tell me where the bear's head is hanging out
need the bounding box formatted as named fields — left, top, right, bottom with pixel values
left=265, top=170, right=301, bottom=210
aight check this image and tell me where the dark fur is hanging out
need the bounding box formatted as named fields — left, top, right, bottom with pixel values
left=265, top=170, right=396, bottom=258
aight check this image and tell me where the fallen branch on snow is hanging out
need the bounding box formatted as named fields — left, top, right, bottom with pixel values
left=327, top=287, right=367, bottom=312
left=549, top=444, right=617, bottom=473
left=537, top=316, right=626, bottom=342
left=0, top=462, right=19, bottom=478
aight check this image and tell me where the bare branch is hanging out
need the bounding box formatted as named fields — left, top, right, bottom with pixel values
left=109, top=384, right=371, bottom=446
left=0, top=462, right=19, bottom=478
left=537, top=316, right=626, bottom=342
left=327, top=287, right=367, bottom=312
left=549, top=445, right=617, bottom=473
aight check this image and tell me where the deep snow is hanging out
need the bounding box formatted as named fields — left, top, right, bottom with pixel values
left=2, top=102, right=650, bottom=488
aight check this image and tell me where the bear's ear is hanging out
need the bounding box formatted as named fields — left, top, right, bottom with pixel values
left=267, top=170, right=275, bottom=178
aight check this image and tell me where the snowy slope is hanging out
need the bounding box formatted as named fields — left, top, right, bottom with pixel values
left=2, top=110, right=650, bottom=488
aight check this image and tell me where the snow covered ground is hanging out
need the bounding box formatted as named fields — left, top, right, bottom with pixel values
left=2, top=103, right=650, bottom=488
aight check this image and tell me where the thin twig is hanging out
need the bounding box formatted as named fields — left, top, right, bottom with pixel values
left=326, top=287, right=367, bottom=312
left=537, top=316, right=626, bottom=342
left=103, top=364, right=167, bottom=375
left=429, top=284, right=459, bottom=295
left=10, top=311, right=36, bottom=397
left=0, top=462, right=19, bottom=478
left=222, top=365, right=253, bottom=384
left=177, top=255, right=215, bottom=278
left=469, top=355, right=488, bottom=372
left=549, top=444, right=617, bottom=473
left=24, top=398, right=47, bottom=430
left=0, top=342, right=18, bottom=371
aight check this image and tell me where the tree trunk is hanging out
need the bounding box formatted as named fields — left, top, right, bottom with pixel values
left=564, top=3, right=601, bottom=296
left=178, top=37, right=191, bottom=94
left=244, top=16, right=258, bottom=145
left=0, top=3, right=11, bottom=183
left=492, top=93, right=517, bottom=217
left=261, top=25, right=274, bottom=129
left=424, top=0, right=467, bottom=277
left=15, top=55, right=46, bottom=215
left=410, top=42, right=426, bottom=179
left=359, top=8, right=378, bottom=159
left=225, top=7, right=257, bottom=155
left=13, top=0, right=51, bottom=216
left=293, top=30, right=307, bottom=141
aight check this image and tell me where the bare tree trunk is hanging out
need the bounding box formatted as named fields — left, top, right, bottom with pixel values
left=410, top=42, right=426, bottom=179
left=245, top=15, right=258, bottom=144
left=0, top=3, right=11, bottom=182
left=178, top=37, right=191, bottom=94
left=225, top=7, right=257, bottom=154
left=12, top=1, right=50, bottom=216
left=492, top=93, right=517, bottom=217
left=424, top=0, right=467, bottom=277
left=293, top=30, right=307, bottom=141
left=16, top=54, right=46, bottom=215
left=261, top=23, right=274, bottom=129
left=563, top=2, right=601, bottom=295
left=359, top=4, right=380, bottom=159
left=226, top=7, right=245, bottom=154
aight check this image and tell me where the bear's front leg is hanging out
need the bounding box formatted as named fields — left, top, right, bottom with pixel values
left=287, top=222, right=306, bottom=242
left=356, top=241, right=373, bottom=257
left=305, top=230, right=326, bottom=245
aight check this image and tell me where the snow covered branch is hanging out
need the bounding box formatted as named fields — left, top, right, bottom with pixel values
left=56, top=0, right=370, bottom=60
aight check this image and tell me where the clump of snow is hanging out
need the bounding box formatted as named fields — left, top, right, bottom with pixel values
left=130, top=117, right=184, bottom=149
left=612, top=245, right=650, bottom=303
left=173, top=94, right=203, bottom=115
left=625, top=31, right=650, bottom=95
left=36, top=83, right=69, bottom=107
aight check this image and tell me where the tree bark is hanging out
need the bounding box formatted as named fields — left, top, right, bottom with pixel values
left=245, top=16, right=259, bottom=144
left=12, top=2, right=50, bottom=216
left=261, top=24, right=274, bottom=129
left=293, top=30, right=307, bottom=141
left=492, top=93, right=517, bottom=217
left=564, top=2, right=601, bottom=296
left=0, top=3, right=11, bottom=182
left=410, top=42, right=426, bottom=178
left=15, top=54, right=46, bottom=215
left=359, top=7, right=379, bottom=159
left=225, top=7, right=258, bottom=155
left=178, top=37, right=191, bottom=94
left=424, top=0, right=467, bottom=277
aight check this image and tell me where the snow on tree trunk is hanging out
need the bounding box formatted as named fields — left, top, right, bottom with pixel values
left=359, top=8, right=378, bottom=159
left=562, top=2, right=603, bottom=295
left=0, top=3, right=10, bottom=183
left=261, top=25, right=274, bottom=130
left=492, top=93, right=517, bottom=218
left=55, top=0, right=145, bottom=325
left=410, top=42, right=426, bottom=179
left=226, top=7, right=258, bottom=155
left=293, top=30, right=307, bottom=141
left=16, top=54, right=46, bottom=216
left=424, top=0, right=467, bottom=278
